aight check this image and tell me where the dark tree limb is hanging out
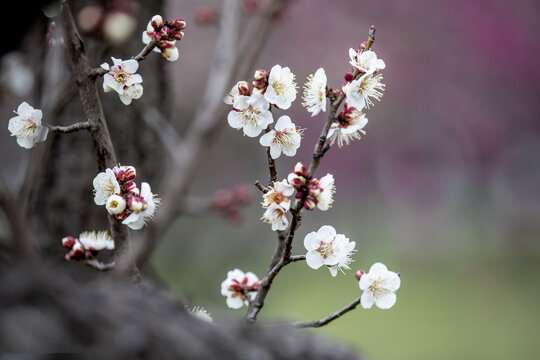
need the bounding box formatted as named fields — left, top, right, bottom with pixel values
left=291, top=297, right=362, bottom=328
left=47, top=121, right=90, bottom=133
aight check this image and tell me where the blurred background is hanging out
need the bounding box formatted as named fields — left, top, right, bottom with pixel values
left=1, top=0, right=540, bottom=359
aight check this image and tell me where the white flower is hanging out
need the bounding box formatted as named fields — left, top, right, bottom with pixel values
left=220, top=269, right=260, bottom=309
left=78, top=230, right=114, bottom=251
left=259, top=116, right=301, bottom=159
left=343, top=73, right=385, bottom=111
left=303, top=225, right=356, bottom=277
left=302, top=67, right=327, bottom=116
left=100, top=57, right=143, bottom=105
left=264, top=64, right=297, bottom=109
left=122, top=182, right=159, bottom=230
left=327, top=105, right=368, bottom=147
left=106, top=194, right=126, bottom=215
left=93, top=168, right=121, bottom=206
left=262, top=179, right=294, bottom=210
left=349, top=49, right=386, bottom=74
left=223, top=81, right=242, bottom=105
left=227, top=93, right=273, bottom=137
left=8, top=102, right=48, bottom=149
left=188, top=306, right=213, bottom=323
left=317, top=174, right=335, bottom=211
left=359, top=262, right=400, bottom=309
left=261, top=203, right=289, bottom=231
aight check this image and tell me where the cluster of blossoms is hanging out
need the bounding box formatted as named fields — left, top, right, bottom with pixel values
left=8, top=102, right=48, bottom=149
left=261, top=179, right=294, bottom=231
left=93, top=165, right=159, bottom=230
left=287, top=162, right=335, bottom=211
left=62, top=231, right=114, bottom=261
left=101, top=57, right=143, bottom=105
left=211, top=184, right=253, bottom=224
left=225, top=65, right=301, bottom=159
left=220, top=269, right=260, bottom=309
left=142, top=15, right=186, bottom=62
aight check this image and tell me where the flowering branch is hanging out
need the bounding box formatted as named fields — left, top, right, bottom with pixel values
left=60, top=1, right=133, bottom=276
left=291, top=296, right=362, bottom=328
left=47, top=121, right=90, bottom=134
left=254, top=181, right=268, bottom=194
left=287, top=255, right=306, bottom=263
left=264, top=126, right=278, bottom=186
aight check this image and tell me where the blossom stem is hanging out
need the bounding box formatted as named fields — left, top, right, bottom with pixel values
left=254, top=181, right=268, bottom=193
left=263, top=125, right=278, bottom=186
left=47, top=121, right=90, bottom=133
left=291, top=296, right=362, bottom=328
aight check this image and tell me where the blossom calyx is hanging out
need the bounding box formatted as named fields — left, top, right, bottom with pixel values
left=355, top=269, right=366, bottom=281
left=62, top=236, right=76, bottom=249
left=293, top=162, right=308, bottom=177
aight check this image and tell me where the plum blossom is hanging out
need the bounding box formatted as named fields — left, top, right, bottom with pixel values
left=122, top=182, right=160, bottom=230
left=106, top=194, right=126, bottom=215
left=93, top=168, right=120, bottom=205
left=100, top=57, right=143, bottom=105
left=264, top=64, right=297, bottom=109
left=227, top=93, right=273, bottom=137
left=316, top=174, right=335, bottom=211
left=302, top=67, right=327, bottom=116
left=303, top=225, right=356, bottom=277
left=8, top=102, right=48, bottom=149
left=78, top=231, right=115, bottom=251
left=141, top=15, right=184, bottom=62
left=262, top=179, right=294, bottom=210
left=261, top=203, right=289, bottom=231
left=343, top=73, right=385, bottom=111
left=349, top=49, right=385, bottom=74
left=220, top=269, right=260, bottom=309
left=359, top=262, right=400, bottom=309
left=223, top=81, right=249, bottom=105
left=259, top=116, right=301, bottom=159
left=328, top=104, right=368, bottom=147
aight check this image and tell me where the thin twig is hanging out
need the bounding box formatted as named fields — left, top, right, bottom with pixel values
left=263, top=126, right=278, bottom=186
left=254, top=181, right=268, bottom=193
left=291, top=297, right=362, bottom=328
left=142, top=107, right=182, bottom=160
left=47, top=121, right=90, bottom=133
left=287, top=255, right=306, bottom=263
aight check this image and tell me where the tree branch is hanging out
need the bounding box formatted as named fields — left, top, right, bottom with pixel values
left=85, top=259, right=115, bottom=271
left=287, top=255, right=305, bottom=263
left=291, top=297, right=362, bottom=328
left=47, top=121, right=90, bottom=133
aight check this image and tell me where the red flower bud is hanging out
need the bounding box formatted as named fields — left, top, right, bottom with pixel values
left=170, top=18, right=187, bottom=30
left=355, top=269, right=366, bottom=281
left=62, top=236, right=76, bottom=249
left=344, top=72, right=354, bottom=82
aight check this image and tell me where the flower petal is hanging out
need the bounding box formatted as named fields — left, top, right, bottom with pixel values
left=305, top=251, right=324, bottom=269
left=375, top=292, right=396, bottom=309
left=361, top=291, right=375, bottom=309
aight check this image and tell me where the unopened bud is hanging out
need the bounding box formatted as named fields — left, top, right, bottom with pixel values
left=359, top=41, right=367, bottom=52
left=158, top=26, right=171, bottom=39
left=304, top=197, right=317, bottom=210
left=70, top=241, right=85, bottom=259
left=128, top=195, right=148, bottom=213
left=295, top=191, right=303, bottom=199
left=113, top=165, right=136, bottom=183
left=287, top=173, right=305, bottom=188
left=355, top=269, right=366, bottom=281
left=151, top=15, right=164, bottom=30
left=253, top=69, right=268, bottom=81
left=170, top=30, right=184, bottom=41
left=332, top=88, right=341, bottom=98
left=170, top=18, right=186, bottom=30
left=344, top=72, right=354, bottom=82
left=115, top=210, right=132, bottom=220
left=160, top=42, right=179, bottom=62
left=293, top=162, right=308, bottom=177
left=106, top=194, right=127, bottom=215
left=123, top=181, right=137, bottom=194
left=308, top=185, right=321, bottom=198
left=62, top=236, right=76, bottom=249
left=237, top=81, right=251, bottom=96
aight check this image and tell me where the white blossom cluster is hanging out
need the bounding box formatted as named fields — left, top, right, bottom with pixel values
left=141, top=15, right=186, bottom=62
left=220, top=269, right=260, bottom=309
left=93, top=165, right=159, bottom=230
left=224, top=65, right=301, bottom=159
left=62, top=231, right=114, bottom=261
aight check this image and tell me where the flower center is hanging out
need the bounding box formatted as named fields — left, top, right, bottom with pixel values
left=266, top=191, right=286, bottom=205
left=316, top=240, right=334, bottom=259
left=272, top=81, right=286, bottom=95
left=242, top=105, right=261, bottom=125
left=273, top=130, right=295, bottom=149
left=368, top=279, right=387, bottom=295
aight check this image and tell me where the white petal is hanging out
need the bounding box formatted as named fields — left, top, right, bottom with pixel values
left=361, top=291, right=375, bottom=309
left=243, top=123, right=262, bottom=137
left=259, top=131, right=274, bottom=147
left=227, top=111, right=243, bottom=129
left=125, top=74, right=143, bottom=86
left=369, top=262, right=389, bottom=277
left=359, top=274, right=371, bottom=290
left=274, top=115, right=292, bottom=131
left=122, top=59, right=139, bottom=73
left=303, top=232, right=318, bottom=250
left=232, top=96, right=250, bottom=111
left=17, top=102, right=34, bottom=118
left=305, top=251, right=324, bottom=269
left=375, top=292, right=396, bottom=309
left=269, top=145, right=281, bottom=159
left=317, top=225, right=336, bottom=239
left=245, top=272, right=259, bottom=284
left=119, top=93, right=133, bottom=105
left=386, top=271, right=401, bottom=291
left=16, top=136, right=34, bottom=149
left=226, top=296, right=245, bottom=309
left=328, top=266, right=338, bottom=277
left=122, top=213, right=144, bottom=230
left=100, top=62, right=110, bottom=70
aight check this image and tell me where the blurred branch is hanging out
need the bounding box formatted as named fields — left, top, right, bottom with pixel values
left=142, top=107, right=182, bottom=160
left=291, top=297, right=362, bottom=328
left=117, top=0, right=292, bottom=276
left=85, top=259, right=115, bottom=271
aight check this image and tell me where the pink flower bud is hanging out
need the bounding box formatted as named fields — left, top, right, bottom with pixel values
left=159, top=42, right=179, bottom=61
left=170, top=30, right=184, bottom=41
left=66, top=241, right=85, bottom=260
left=113, top=165, right=136, bottom=183
left=295, top=191, right=303, bottom=199
left=359, top=41, right=367, bottom=52
left=304, top=197, right=317, bottom=210
left=253, top=69, right=268, bottom=81
left=237, top=81, right=251, bottom=96
left=344, top=72, right=354, bottom=82
left=62, top=236, right=76, bottom=249
left=194, top=6, right=218, bottom=25
left=293, top=162, right=308, bottom=177
left=355, top=269, right=366, bottom=281
left=332, top=88, right=341, bottom=98
left=287, top=173, right=305, bottom=189
left=123, top=181, right=137, bottom=194
left=308, top=185, right=321, bottom=198
left=213, top=188, right=234, bottom=209
left=128, top=195, right=148, bottom=212
left=233, top=183, right=253, bottom=205
left=115, top=209, right=132, bottom=220
left=170, top=18, right=187, bottom=30
left=151, top=15, right=165, bottom=30
left=158, top=26, right=171, bottom=39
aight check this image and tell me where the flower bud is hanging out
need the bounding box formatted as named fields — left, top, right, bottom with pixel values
left=332, top=88, right=341, bottom=98
left=85, top=250, right=94, bottom=259
left=160, top=42, right=179, bottom=62
left=113, top=165, right=136, bottom=183
left=128, top=195, right=148, bottom=213
left=62, top=236, right=76, bottom=249
left=355, top=269, right=366, bottom=281
left=308, top=184, right=321, bottom=198
left=304, top=197, right=317, bottom=210
left=170, top=30, right=184, bottom=41
left=293, top=162, right=308, bottom=177
left=253, top=69, right=268, bottom=81
left=123, top=181, right=137, bottom=194
left=151, top=15, right=164, bottom=30
left=115, top=209, right=132, bottom=220
left=106, top=194, right=127, bottom=215
left=359, top=41, right=367, bottom=52
left=237, top=81, right=251, bottom=96
left=66, top=241, right=85, bottom=260
left=344, top=72, right=354, bottom=82
left=158, top=26, right=171, bottom=39
left=287, top=173, right=305, bottom=188
left=170, top=18, right=187, bottom=30
left=295, top=191, right=303, bottom=199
